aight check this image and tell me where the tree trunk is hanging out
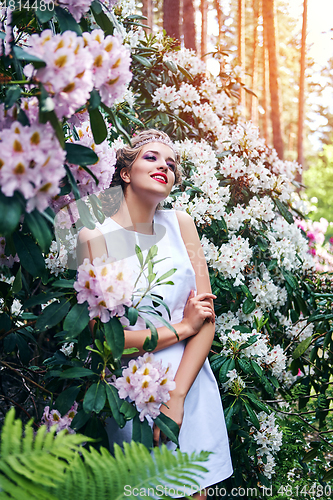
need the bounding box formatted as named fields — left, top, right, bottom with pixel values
left=250, top=0, right=259, bottom=125
left=200, top=0, right=208, bottom=59
left=238, top=0, right=246, bottom=108
left=164, top=0, right=181, bottom=41
left=262, top=0, right=284, bottom=159
left=262, top=29, right=269, bottom=145
left=214, top=0, right=226, bottom=73
left=297, top=0, right=307, bottom=175
left=141, top=0, right=153, bottom=31
left=183, top=0, right=196, bottom=51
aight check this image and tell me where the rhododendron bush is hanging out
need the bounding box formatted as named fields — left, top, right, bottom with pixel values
left=0, top=1, right=332, bottom=495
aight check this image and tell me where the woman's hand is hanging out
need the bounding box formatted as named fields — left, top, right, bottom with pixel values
left=181, top=290, right=216, bottom=337
left=153, top=391, right=185, bottom=447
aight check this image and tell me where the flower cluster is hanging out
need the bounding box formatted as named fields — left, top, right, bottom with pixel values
left=74, top=254, right=134, bottom=322
left=24, top=29, right=131, bottom=119
left=67, top=122, right=116, bottom=196
left=222, top=368, right=246, bottom=394
left=252, top=412, right=283, bottom=478
left=41, top=402, right=78, bottom=434
left=82, top=30, right=132, bottom=107
left=45, top=241, right=68, bottom=276
left=114, top=352, right=176, bottom=421
left=217, top=326, right=287, bottom=378
left=0, top=121, right=66, bottom=212
left=201, top=234, right=252, bottom=286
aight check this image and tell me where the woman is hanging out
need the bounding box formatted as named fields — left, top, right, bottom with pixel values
left=78, top=130, right=232, bottom=498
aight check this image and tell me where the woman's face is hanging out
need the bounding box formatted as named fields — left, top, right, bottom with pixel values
left=121, top=142, right=176, bottom=203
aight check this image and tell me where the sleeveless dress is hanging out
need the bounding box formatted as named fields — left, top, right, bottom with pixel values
left=97, top=210, right=233, bottom=489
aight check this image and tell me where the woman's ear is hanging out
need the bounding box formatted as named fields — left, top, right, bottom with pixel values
left=120, top=167, right=131, bottom=184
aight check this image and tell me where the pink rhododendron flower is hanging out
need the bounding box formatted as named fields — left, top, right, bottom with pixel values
left=24, top=30, right=94, bottom=119
left=0, top=121, right=66, bottom=212
left=114, top=353, right=176, bottom=421
left=41, top=402, right=78, bottom=433
left=74, top=254, right=134, bottom=322
left=83, top=30, right=132, bottom=107
left=67, top=123, right=116, bottom=196
left=57, top=0, right=92, bottom=22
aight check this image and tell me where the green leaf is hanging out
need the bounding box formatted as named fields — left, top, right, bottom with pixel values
left=120, top=400, right=137, bottom=420
left=135, top=245, right=143, bottom=266
left=88, top=107, right=107, bottom=145
left=59, top=367, right=96, bottom=379
left=103, top=317, right=125, bottom=361
left=35, top=299, right=70, bottom=332
left=71, top=408, right=91, bottom=431
left=177, top=64, right=194, bottom=81
left=274, top=198, right=294, bottom=224
left=154, top=413, right=179, bottom=446
left=322, top=468, right=333, bottom=482
left=292, top=336, right=313, bottom=359
left=250, top=360, right=263, bottom=377
left=210, top=354, right=228, bottom=373
left=65, top=143, right=99, bottom=166
left=12, top=266, right=22, bottom=294
left=51, top=279, right=75, bottom=289
left=5, top=85, right=21, bottom=110
left=88, top=89, right=101, bottom=110
left=76, top=199, right=96, bottom=230
left=127, top=307, right=139, bottom=326
left=219, top=358, right=235, bottom=383
left=132, top=54, right=152, bottom=68
left=12, top=44, right=46, bottom=68
left=244, top=402, right=260, bottom=430
left=91, top=0, right=114, bottom=35
left=143, top=318, right=158, bottom=352
left=256, top=235, right=269, bottom=251
left=63, top=302, right=90, bottom=337
left=164, top=60, right=178, bottom=73
left=132, top=414, right=153, bottom=450
left=25, top=210, right=53, bottom=253
left=0, top=192, right=23, bottom=237
left=156, top=268, right=177, bottom=283
left=55, top=6, right=82, bottom=36
left=282, top=270, right=299, bottom=290
left=302, top=448, right=318, bottom=463
left=36, top=7, right=55, bottom=23
left=55, top=386, right=80, bottom=416
left=105, top=383, right=126, bottom=428
left=242, top=297, right=256, bottom=315
left=83, top=382, right=106, bottom=414
left=13, top=232, right=45, bottom=279
left=24, top=291, right=64, bottom=309
left=46, top=110, right=65, bottom=149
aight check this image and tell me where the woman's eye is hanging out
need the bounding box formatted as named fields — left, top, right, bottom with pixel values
left=143, top=155, right=156, bottom=161
left=167, top=163, right=175, bottom=171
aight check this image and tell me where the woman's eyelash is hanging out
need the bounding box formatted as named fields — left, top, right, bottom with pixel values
left=143, top=154, right=156, bottom=160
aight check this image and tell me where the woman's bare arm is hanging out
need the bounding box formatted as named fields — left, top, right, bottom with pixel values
left=77, top=227, right=214, bottom=353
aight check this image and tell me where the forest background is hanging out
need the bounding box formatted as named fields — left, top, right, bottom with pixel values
left=0, top=0, right=333, bottom=499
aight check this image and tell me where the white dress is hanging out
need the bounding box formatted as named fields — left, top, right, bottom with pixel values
left=97, top=210, right=233, bottom=489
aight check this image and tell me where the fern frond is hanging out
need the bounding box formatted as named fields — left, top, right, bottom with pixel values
left=1, top=409, right=209, bottom=500
left=0, top=408, right=91, bottom=500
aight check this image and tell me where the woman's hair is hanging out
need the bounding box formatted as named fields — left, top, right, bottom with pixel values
left=100, top=129, right=182, bottom=216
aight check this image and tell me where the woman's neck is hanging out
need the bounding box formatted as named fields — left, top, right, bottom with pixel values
left=112, top=197, right=157, bottom=235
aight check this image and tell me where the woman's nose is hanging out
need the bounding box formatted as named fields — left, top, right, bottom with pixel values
left=157, top=160, right=168, bottom=171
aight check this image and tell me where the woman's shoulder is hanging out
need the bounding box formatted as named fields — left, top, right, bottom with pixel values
left=78, top=217, right=113, bottom=244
